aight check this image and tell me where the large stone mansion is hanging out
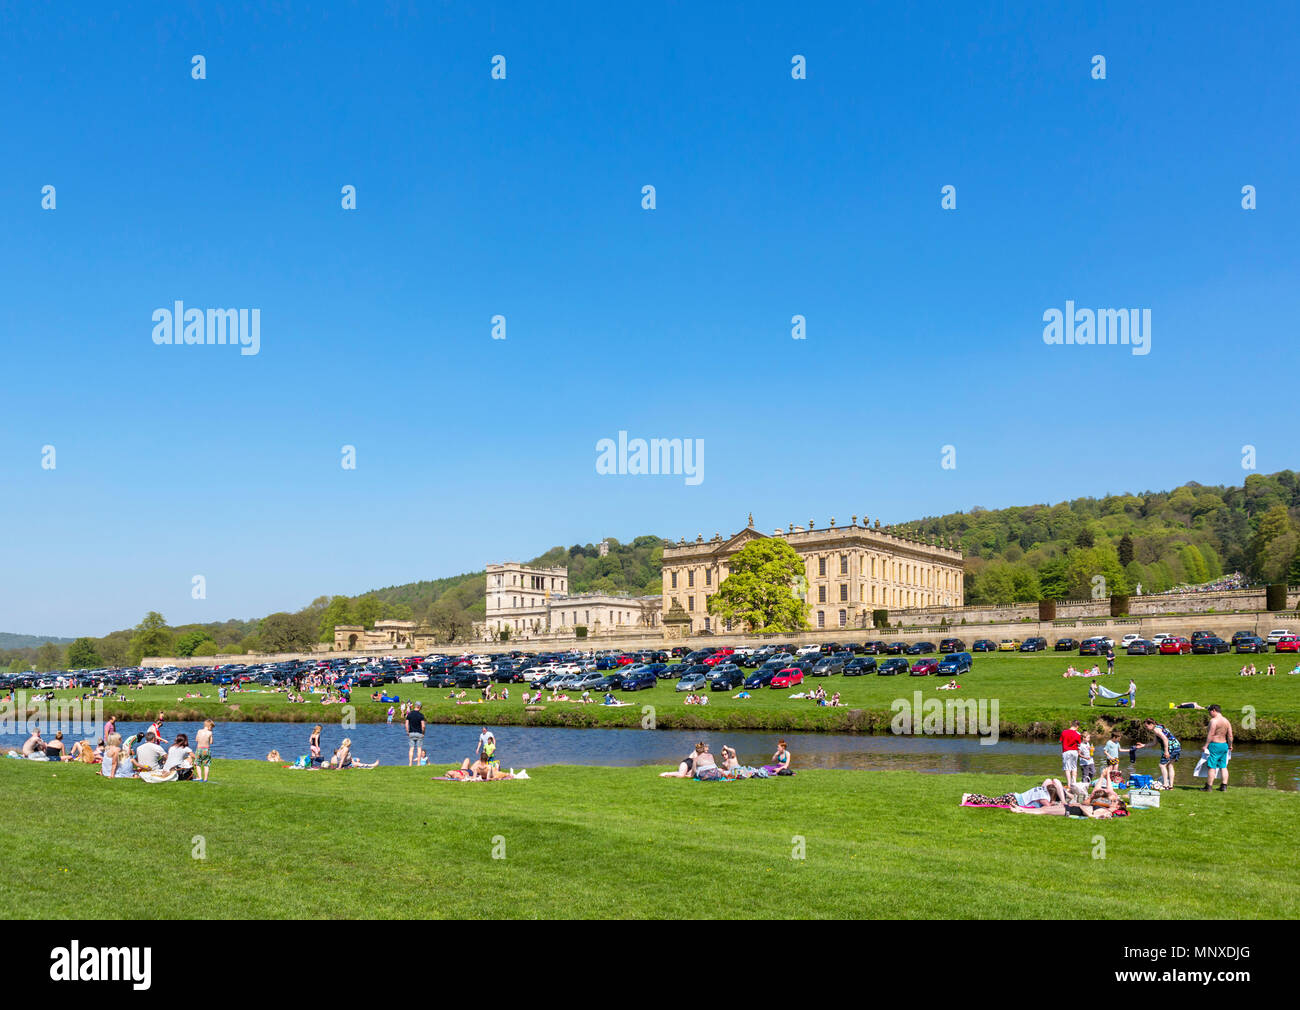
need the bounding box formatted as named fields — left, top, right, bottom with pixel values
left=482, top=561, right=660, bottom=640
left=661, top=514, right=964, bottom=635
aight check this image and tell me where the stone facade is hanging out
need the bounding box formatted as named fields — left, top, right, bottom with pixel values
left=333, top=619, right=437, bottom=652
left=660, top=514, right=964, bottom=635
left=483, top=561, right=659, bottom=641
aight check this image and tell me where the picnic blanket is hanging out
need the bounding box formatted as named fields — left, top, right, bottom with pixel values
left=1097, top=684, right=1129, bottom=699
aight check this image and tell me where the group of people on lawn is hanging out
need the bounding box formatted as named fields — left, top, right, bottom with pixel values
left=659, top=738, right=793, bottom=780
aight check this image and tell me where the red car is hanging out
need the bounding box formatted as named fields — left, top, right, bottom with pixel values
left=702, top=653, right=728, bottom=666
left=770, top=668, right=804, bottom=688
left=1276, top=636, right=1300, bottom=653
left=910, top=659, right=940, bottom=676
left=616, top=654, right=635, bottom=665
left=1159, top=637, right=1192, bottom=655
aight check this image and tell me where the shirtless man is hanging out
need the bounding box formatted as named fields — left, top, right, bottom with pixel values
left=1201, top=704, right=1234, bottom=792
left=21, top=730, right=44, bottom=757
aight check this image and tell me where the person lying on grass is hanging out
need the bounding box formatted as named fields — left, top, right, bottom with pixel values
left=963, top=778, right=1069, bottom=809
left=660, top=742, right=708, bottom=778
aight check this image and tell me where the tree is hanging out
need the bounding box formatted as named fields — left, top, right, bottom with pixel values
left=707, top=539, right=809, bottom=633
left=65, top=637, right=102, bottom=669
left=428, top=599, right=473, bottom=644
left=317, top=596, right=355, bottom=642
left=128, top=612, right=173, bottom=665
left=193, top=639, right=219, bottom=657
left=1248, top=505, right=1298, bottom=583
left=1117, top=533, right=1134, bottom=567
left=35, top=642, right=64, bottom=671
left=1074, top=527, right=1095, bottom=549
left=258, top=612, right=316, bottom=654
left=174, top=629, right=215, bottom=657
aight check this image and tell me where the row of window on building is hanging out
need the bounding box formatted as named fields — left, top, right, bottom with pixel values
left=668, top=554, right=956, bottom=592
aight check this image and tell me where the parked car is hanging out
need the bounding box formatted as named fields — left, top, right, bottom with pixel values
left=425, top=671, right=458, bottom=688
left=1054, top=638, right=1078, bottom=651
left=936, top=652, right=973, bottom=675
left=972, top=639, right=999, bottom=652
left=861, top=641, right=887, bottom=654
left=620, top=669, right=658, bottom=691
left=1234, top=635, right=1267, bottom=654
left=1120, top=634, right=1143, bottom=650
left=884, top=642, right=908, bottom=655
left=938, top=638, right=966, bottom=654
left=811, top=656, right=845, bottom=676
left=743, top=668, right=779, bottom=689
left=1159, top=637, right=1192, bottom=655
left=878, top=657, right=910, bottom=676
left=905, top=641, right=936, bottom=655
left=796, top=644, right=821, bottom=656
left=770, top=668, right=805, bottom=688
left=844, top=657, right=878, bottom=676
left=1126, top=639, right=1159, bottom=656
left=998, top=639, right=1021, bottom=652
left=1079, top=638, right=1107, bottom=656
left=1020, top=637, right=1047, bottom=652
left=1191, top=637, right=1231, bottom=655
left=1276, top=635, right=1300, bottom=654
left=708, top=664, right=745, bottom=690
left=675, top=672, right=709, bottom=692
left=910, top=659, right=939, bottom=676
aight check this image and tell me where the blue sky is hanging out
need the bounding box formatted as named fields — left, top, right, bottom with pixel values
left=2, top=1, right=1296, bottom=638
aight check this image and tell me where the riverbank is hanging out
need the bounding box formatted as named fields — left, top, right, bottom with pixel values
left=3, top=760, right=1295, bottom=918
left=23, top=653, right=1300, bottom=741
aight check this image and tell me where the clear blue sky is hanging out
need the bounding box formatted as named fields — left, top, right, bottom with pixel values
left=2, top=1, right=1296, bottom=638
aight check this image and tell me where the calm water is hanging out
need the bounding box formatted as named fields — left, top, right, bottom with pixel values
left=8, top=721, right=1299, bottom=790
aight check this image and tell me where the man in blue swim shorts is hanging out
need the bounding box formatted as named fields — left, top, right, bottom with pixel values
left=1201, top=704, right=1234, bottom=792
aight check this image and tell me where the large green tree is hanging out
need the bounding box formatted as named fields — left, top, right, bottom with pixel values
left=127, top=612, right=173, bottom=665
left=65, top=637, right=102, bottom=669
left=707, top=538, right=809, bottom=633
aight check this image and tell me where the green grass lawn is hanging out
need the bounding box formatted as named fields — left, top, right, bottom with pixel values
left=2, top=759, right=1294, bottom=918
left=29, top=652, right=1300, bottom=740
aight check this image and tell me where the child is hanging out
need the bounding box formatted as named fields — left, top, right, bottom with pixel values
left=1103, top=729, right=1121, bottom=783
left=1078, top=731, right=1096, bottom=783
left=194, top=719, right=214, bottom=782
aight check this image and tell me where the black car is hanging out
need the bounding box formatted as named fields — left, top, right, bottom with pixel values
left=1126, top=639, right=1159, bottom=655
left=811, top=656, right=845, bottom=676
left=424, top=670, right=459, bottom=688
left=861, top=641, right=886, bottom=655
left=491, top=666, right=526, bottom=683
left=939, top=638, right=966, bottom=654
left=454, top=669, right=491, bottom=689
left=1192, top=637, right=1231, bottom=655
left=1078, top=639, right=1106, bottom=656
left=884, top=642, right=907, bottom=655
left=971, top=639, right=998, bottom=652
left=905, top=641, right=936, bottom=656
left=1234, top=636, right=1267, bottom=654
left=1020, top=637, right=1048, bottom=652
left=708, top=664, right=745, bottom=690
left=878, top=657, right=910, bottom=676
left=1054, top=638, right=1077, bottom=651
left=1190, top=630, right=1215, bottom=645
left=844, top=656, right=878, bottom=676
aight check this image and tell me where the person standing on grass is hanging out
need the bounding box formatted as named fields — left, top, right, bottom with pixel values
left=1128, top=678, right=1137, bottom=709
left=1060, top=720, right=1082, bottom=790
left=1103, top=730, right=1122, bottom=783
left=1201, top=705, right=1234, bottom=793
left=1106, top=646, right=1115, bottom=675
left=194, top=719, right=214, bottom=782
left=1088, top=679, right=1098, bottom=707
left=405, top=702, right=426, bottom=767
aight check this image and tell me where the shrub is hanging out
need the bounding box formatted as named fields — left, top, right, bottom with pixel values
left=575, top=626, right=588, bottom=639
left=872, top=609, right=889, bottom=629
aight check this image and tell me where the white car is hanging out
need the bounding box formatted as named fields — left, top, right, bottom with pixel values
left=158, top=673, right=179, bottom=686
left=1266, top=629, right=1292, bottom=644
left=796, top=644, right=821, bottom=656
left=1120, top=634, right=1142, bottom=649
left=1151, top=634, right=1172, bottom=645
left=521, top=666, right=554, bottom=682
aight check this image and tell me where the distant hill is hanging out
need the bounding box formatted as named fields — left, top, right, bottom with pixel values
left=0, top=632, right=74, bottom=650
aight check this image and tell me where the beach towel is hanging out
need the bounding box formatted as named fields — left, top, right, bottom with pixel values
left=1193, top=751, right=1231, bottom=777
left=138, top=769, right=179, bottom=784
left=1097, top=685, right=1127, bottom=699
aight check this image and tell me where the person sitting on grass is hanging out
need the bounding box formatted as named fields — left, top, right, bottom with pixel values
left=660, top=743, right=705, bottom=778
left=44, top=731, right=66, bottom=761
left=164, top=733, right=196, bottom=781
left=937, top=680, right=960, bottom=691
left=763, top=740, right=792, bottom=775
left=330, top=738, right=378, bottom=769
left=99, top=733, right=136, bottom=779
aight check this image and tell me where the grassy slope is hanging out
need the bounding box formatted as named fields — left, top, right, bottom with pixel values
left=37, top=653, right=1300, bottom=740
left=2, top=760, right=1295, bottom=919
